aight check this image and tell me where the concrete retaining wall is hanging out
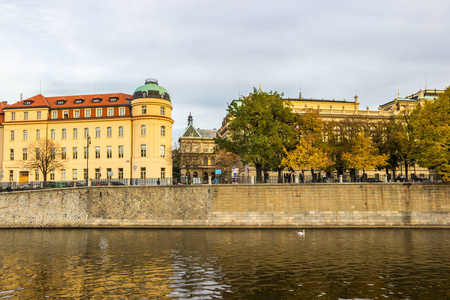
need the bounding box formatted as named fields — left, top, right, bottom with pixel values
left=0, top=183, right=449, bottom=228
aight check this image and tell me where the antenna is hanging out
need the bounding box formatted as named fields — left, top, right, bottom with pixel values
left=425, top=75, right=427, bottom=90
left=258, top=75, right=262, bottom=92
left=299, top=80, right=302, bottom=99
left=397, top=81, right=400, bottom=98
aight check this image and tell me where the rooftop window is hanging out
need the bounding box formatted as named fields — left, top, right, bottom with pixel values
left=109, top=97, right=118, bottom=102
left=24, top=100, right=34, bottom=105
left=74, top=99, right=85, bottom=104
left=56, top=100, right=66, bottom=105
left=92, top=98, right=102, bottom=103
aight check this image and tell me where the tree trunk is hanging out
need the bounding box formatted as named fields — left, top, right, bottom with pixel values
left=255, top=163, right=263, bottom=183
left=404, top=160, right=409, bottom=180
left=310, top=168, right=315, bottom=183
left=277, top=168, right=283, bottom=183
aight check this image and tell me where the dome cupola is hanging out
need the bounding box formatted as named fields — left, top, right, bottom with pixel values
left=133, top=78, right=170, bottom=101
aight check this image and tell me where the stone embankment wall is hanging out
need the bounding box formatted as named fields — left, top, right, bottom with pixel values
left=0, top=183, right=449, bottom=228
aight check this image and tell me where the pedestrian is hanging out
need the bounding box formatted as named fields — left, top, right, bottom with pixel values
left=157, top=179, right=160, bottom=185
left=321, top=171, right=327, bottom=183
left=6, top=183, right=12, bottom=192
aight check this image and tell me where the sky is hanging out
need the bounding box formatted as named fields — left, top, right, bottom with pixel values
left=0, top=0, right=449, bottom=143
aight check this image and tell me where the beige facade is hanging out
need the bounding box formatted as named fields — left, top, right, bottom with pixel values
left=179, top=114, right=218, bottom=183
left=1, top=79, right=173, bottom=184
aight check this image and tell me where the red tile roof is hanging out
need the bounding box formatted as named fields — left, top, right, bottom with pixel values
left=4, top=93, right=132, bottom=110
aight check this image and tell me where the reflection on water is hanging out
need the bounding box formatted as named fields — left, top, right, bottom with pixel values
left=0, top=229, right=449, bottom=299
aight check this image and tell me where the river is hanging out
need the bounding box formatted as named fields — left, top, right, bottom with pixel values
left=0, top=229, right=449, bottom=299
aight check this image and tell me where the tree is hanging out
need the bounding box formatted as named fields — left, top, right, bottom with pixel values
left=20, top=139, right=66, bottom=187
left=281, top=134, right=331, bottom=172
left=214, top=148, right=242, bottom=174
left=341, top=134, right=388, bottom=181
left=411, top=86, right=450, bottom=180
left=216, top=89, right=297, bottom=183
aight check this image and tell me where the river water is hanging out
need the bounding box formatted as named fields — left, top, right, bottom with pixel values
left=0, top=229, right=448, bottom=299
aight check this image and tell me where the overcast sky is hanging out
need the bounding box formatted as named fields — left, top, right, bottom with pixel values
left=1, top=0, right=449, bottom=142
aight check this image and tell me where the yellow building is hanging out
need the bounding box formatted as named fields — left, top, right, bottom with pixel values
left=1, top=78, right=173, bottom=185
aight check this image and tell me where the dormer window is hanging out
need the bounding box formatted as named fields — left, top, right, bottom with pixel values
left=24, top=100, right=33, bottom=105
left=75, top=99, right=85, bottom=104
left=56, top=100, right=66, bottom=105
left=109, top=97, right=118, bottom=102
left=92, top=98, right=102, bottom=103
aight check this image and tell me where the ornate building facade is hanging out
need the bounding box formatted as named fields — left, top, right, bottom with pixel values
left=0, top=78, right=173, bottom=184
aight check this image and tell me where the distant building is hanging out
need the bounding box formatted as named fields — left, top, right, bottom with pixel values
left=379, top=88, right=444, bottom=112
left=179, top=113, right=217, bottom=183
left=1, top=78, right=173, bottom=184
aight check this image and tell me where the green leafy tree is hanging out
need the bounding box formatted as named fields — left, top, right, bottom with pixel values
left=216, top=89, right=297, bottom=183
left=411, top=86, right=450, bottom=180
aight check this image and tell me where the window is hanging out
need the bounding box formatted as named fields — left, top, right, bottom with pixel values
left=160, top=145, right=165, bottom=157
left=118, top=145, right=124, bottom=158
left=24, top=112, right=28, bottom=120
left=36, top=148, right=40, bottom=160
left=73, top=128, right=78, bottom=139
left=36, top=129, right=40, bottom=140
left=118, top=168, right=124, bottom=179
left=23, top=148, right=27, bottom=160
left=37, top=111, right=41, bottom=119
left=61, top=169, right=66, bottom=181
left=141, top=144, right=146, bottom=157
left=75, top=99, right=84, bottom=104
left=10, top=149, right=14, bottom=161
left=63, top=110, right=69, bottom=119
left=107, top=168, right=112, bottom=180
left=62, top=129, right=67, bottom=139
left=160, top=107, right=165, bottom=115
left=95, top=168, right=100, bottom=180
left=35, top=170, right=39, bottom=181
left=74, top=110, right=80, bottom=118
left=73, top=147, right=78, bottom=159
left=50, top=170, right=55, bottom=181
left=85, top=109, right=91, bottom=118
left=161, top=126, right=165, bottom=137
left=51, top=148, right=55, bottom=159
left=109, top=97, right=118, bottom=102
left=10, top=130, right=14, bottom=141
left=84, top=128, right=89, bottom=138
left=52, top=111, right=57, bottom=119
left=57, top=100, right=66, bottom=105
left=211, top=157, right=215, bottom=166
left=95, top=146, right=100, bottom=159
left=96, top=108, right=102, bottom=117
left=9, top=170, right=13, bottom=181
left=141, top=125, right=146, bottom=136
left=161, top=168, right=166, bottom=179
left=107, top=146, right=112, bottom=158
left=93, top=98, right=102, bottom=103
left=142, top=106, right=147, bottom=114
left=119, top=107, right=125, bottom=116
left=23, top=130, right=28, bottom=140
left=72, top=169, right=78, bottom=180
left=140, top=167, right=146, bottom=179
left=11, top=112, right=15, bottom=121
left=95, top=127, right=100, bottom=138
left=107, top=108, right=114, bottom=116
left=84, top=147, right=89, bottom=159
left=62, top=147, right=67, bottom=159
left=107, top=127, right=112, bottom=137
left=51, top=129, right=55, bottom=139
left=118, top=126, right=124, bottom=137
left=203, top=157, right=208, bottom=165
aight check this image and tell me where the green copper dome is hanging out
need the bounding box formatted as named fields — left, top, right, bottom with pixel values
left=133, top=78, right=171, bottom=101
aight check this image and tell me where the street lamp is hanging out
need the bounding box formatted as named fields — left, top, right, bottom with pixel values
left=86, top=135, right=91, bottom=186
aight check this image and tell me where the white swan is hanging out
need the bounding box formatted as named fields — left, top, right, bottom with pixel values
left=297, top=230, right=305, bottom=236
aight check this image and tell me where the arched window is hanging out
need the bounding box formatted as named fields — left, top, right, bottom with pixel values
left=203, top=157, right=209, bottom=166
left=193, top=172, right=198, bottom=178
left=210, top=157, right=215, bottom=166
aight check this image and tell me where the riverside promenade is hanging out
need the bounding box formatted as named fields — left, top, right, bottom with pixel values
left=0, top=183, right=449, bottom=228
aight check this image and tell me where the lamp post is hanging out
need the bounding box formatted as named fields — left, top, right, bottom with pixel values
left=86, top=135, right=91, bottom=186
